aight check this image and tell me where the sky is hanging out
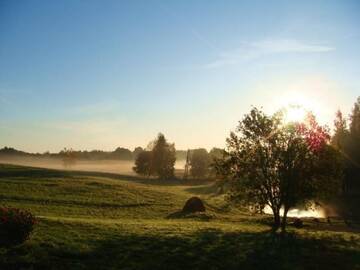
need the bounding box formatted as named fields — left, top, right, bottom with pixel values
left=0, top=0, right=359, bottom=153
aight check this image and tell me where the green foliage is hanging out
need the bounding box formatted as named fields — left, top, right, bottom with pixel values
left=332, top=110, right=349, bottom=150
left=217, top=107, right=343, bottom=231
left=349, top=97, right=360, bottom=167
left=330, top=97, right=360, bottom=220
left=133, top=133, right=176, bottom=179
left=133, top=151, right=152, bottom=177
left=151, top=133, right=176, bottom=179
left=0, top=207, right=36, bottom=247
left=209, top=147, right=224, bottom=161
left=111, top=147, right=133, bottom=160
left=189, top=148, right=210, bottom=178
left=350, top=97, right=360, bottom=139
left=132, top=146, right=144, bottom=159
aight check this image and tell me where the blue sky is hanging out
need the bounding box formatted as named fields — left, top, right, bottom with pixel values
left=0, top=0, right=359, bottom=152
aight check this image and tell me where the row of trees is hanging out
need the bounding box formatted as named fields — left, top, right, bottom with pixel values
left=133, top=134, right=225, bottom=179
left=332, top=97, right=360, bottom=192
left=185, top=148, right=223, bottom=178
left=0, top=146, right=191, bottom=161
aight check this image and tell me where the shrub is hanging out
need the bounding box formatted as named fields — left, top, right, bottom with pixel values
left=0, top=207, right=36, bottom=247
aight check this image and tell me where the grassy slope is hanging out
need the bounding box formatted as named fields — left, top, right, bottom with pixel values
left=0, top=164, right=360, bottom=270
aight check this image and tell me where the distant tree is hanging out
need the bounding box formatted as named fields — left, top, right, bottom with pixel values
left=133, top=151, right=152, bottom=177
left=350, top=97, right=360, bottom=139
left=61, top=148, right=77, bottom=168
left=331, top=110, right=352, bottom=194
left=133, top=147, right=144, bottom=159
left=209, top=147, right=224, bottom=161
left=208, top=147, right=225, bottom=177
left=331, top=110, right=349, bottom=150
left=349, top=97, right=360, bottom=167
left=150, top=133, right=176, bottom=179
left=216, top=108, right=342, bottom=232
left=112, top=147, right=133, bottom=160
left=189, top=148, right=211, bottom=178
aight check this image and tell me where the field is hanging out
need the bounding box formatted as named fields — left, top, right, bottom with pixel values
left=0, top=164, right=360, bottom=270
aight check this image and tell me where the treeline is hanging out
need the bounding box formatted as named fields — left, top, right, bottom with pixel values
left=0, top=146, right=192, bottom=161
left=133, top=133, right=224, bottom=179
left=331, top=97, right=360, bottom=194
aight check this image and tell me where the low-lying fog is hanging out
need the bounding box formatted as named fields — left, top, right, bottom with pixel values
left=0, top=156, right=187, bottom=175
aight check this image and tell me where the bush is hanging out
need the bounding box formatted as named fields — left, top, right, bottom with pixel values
left=0, top=207, right=36, bottom=247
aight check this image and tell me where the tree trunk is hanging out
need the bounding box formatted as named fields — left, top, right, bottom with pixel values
left=272, top=208, right=281, bottom=231
left=281, top=207, right=289, bottom=233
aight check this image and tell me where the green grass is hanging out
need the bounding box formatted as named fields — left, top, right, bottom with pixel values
left=0, top=164, right=360, bottom=269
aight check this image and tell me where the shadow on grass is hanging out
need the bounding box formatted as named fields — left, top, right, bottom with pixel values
left=184, top=183, right=219, bottom=195
left=2, top=229, right=360, bottom=270
left=0, top=164, right=73, bottom=179
left=166, top=210, right=214, bottom=221
left=0, top=163, right=212, bottom=187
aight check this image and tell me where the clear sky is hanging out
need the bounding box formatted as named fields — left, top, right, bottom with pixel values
left=0, top=0, right=359, bottom=153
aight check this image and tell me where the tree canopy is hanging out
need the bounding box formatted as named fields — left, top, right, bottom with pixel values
left=216, top=107, right=343, bottom=232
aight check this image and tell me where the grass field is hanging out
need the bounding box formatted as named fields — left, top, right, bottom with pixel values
left=0, top=164, right=360, bottom=270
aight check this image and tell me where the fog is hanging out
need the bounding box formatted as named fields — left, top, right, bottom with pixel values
left=263, top=203, right=339, bottom=219
left=0, top=156, right=186, bottom=176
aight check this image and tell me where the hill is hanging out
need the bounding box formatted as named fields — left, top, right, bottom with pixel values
left=0, top=164, right=359, bottom=269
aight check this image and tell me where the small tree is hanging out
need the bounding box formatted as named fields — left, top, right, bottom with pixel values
left=217, top=107, right=342, bottom=232
left=133, top=151, right=152, bottom=177
left=189, top=148, right=210, bottom=178
left=150, top=133, right=176, bottom=179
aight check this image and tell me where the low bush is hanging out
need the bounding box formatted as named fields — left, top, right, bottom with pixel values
left=0, top=207, right=36, bottom=247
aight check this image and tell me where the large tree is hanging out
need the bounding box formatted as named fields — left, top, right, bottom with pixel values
left=216, top=108, right=342, bottom=232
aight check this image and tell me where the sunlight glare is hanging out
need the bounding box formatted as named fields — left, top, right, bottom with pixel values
left=276, top=91, right=319, bottom=124
left=284, top=105, right=307, bottom=123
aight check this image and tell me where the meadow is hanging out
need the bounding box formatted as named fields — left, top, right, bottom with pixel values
left=0, top=164, right=360, bottom=270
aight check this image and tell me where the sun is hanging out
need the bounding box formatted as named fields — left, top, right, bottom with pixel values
left=284, top=104, right=307, bottom=123
left=276, top=91, right=318, bottom=124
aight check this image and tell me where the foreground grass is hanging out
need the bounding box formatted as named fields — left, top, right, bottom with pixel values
left=0, top=164, right=360, bottom=269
